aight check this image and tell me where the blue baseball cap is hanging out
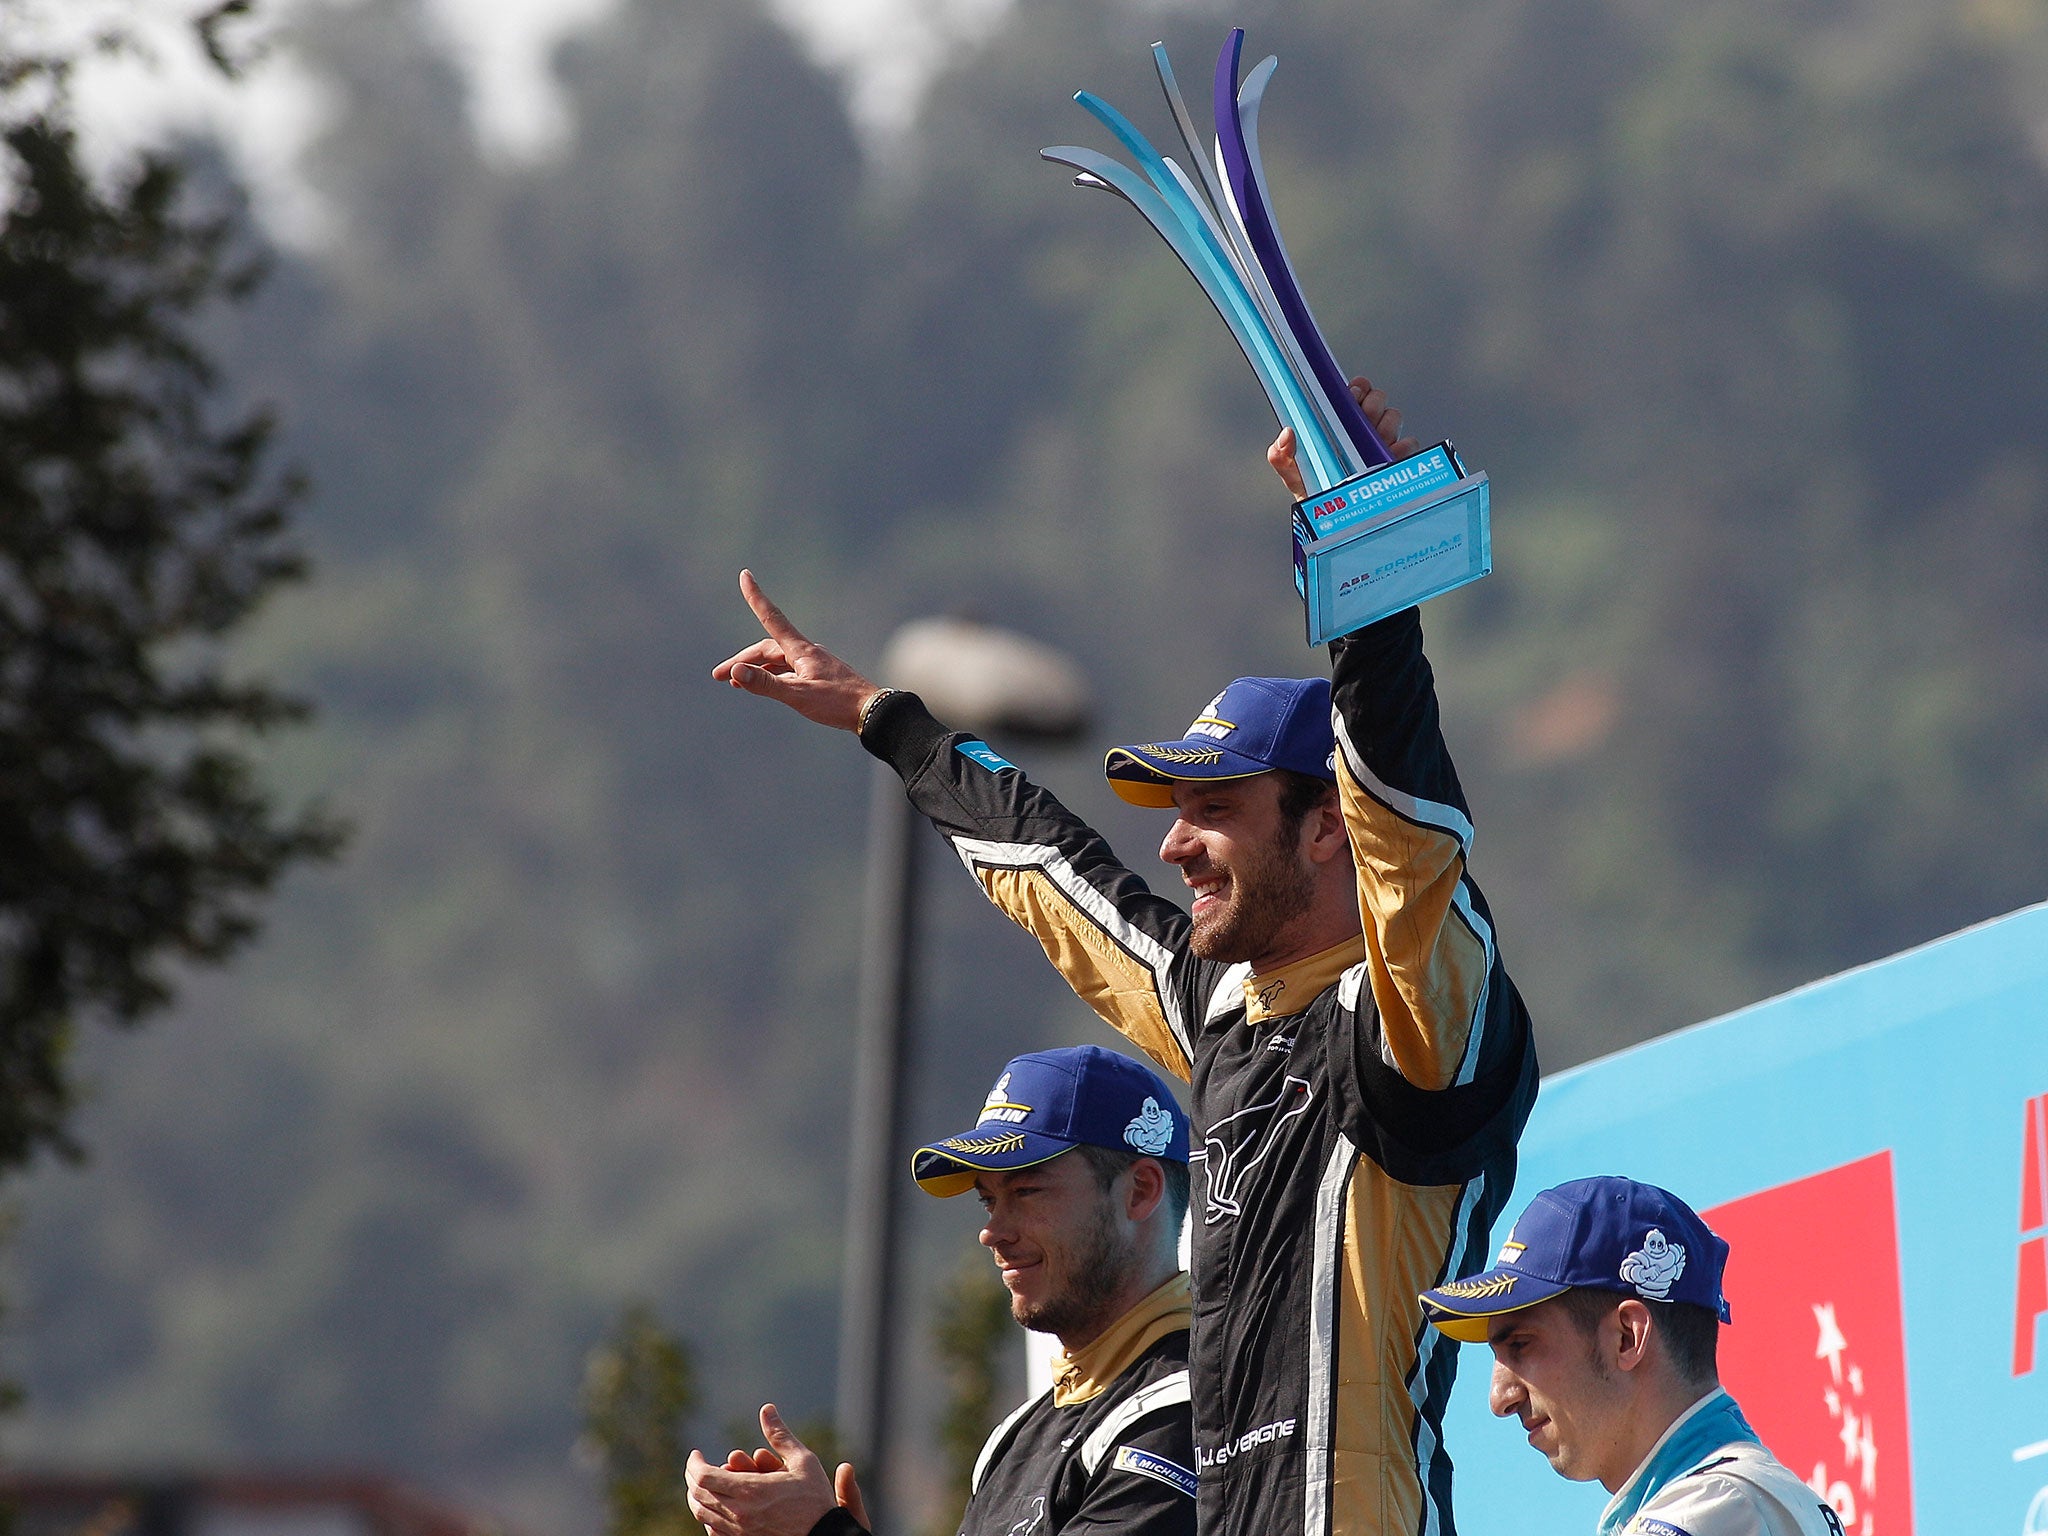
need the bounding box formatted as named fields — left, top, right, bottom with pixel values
left=1419, top=1176, right=1734, bottom=1343
left=1104, top=676, right=1337, bottom=809
left=912, top=1045, right=1190, bottom=1197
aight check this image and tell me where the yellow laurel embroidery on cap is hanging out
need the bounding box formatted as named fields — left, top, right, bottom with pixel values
left=941, top=1132, right=1027, bottom=1155
left=1431, top=1273, right=1518, bottom=1300
left=1138, top=745, right=1225, bottom=765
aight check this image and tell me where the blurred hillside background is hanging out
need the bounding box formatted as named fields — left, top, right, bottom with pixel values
left=6, top=0, right=2047, bottom=1529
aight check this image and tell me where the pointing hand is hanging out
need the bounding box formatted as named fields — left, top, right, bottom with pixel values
left=712, top=571, right=884, bottom=733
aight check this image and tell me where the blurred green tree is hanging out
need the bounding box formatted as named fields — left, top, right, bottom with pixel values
left=581, top=1302, right=703, bottom=1536
left=928, top=1255, right=1016, bottom=1536
left=0, top=1, right=340, bottom=1175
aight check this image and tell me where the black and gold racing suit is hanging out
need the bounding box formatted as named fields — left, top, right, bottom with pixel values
left=810, top=1277, right=1196, bottom=1536
left=858, top=609, right=1538, bottom=1536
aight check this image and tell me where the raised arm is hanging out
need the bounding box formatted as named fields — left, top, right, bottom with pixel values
left=715, top=575, right=1205, bottom=1082
left=1326, top=611, right=1493, bottom=1091
left=855, top=689, right=1201, bottom=1082
left=1268, top=382, right=1516, bottom=1096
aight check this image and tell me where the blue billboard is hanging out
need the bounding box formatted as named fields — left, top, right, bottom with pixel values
left=1442, top=899, right=2048, bottom=1534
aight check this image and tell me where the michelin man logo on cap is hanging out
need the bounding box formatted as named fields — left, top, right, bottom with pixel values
left=1186, top=692, right=1236, bottom=743
left=979, top=1072, right=1033, bottom=1126
left=1124, top=1097, right=1176, bottom=1156
left=1618, top=1229, right=1687, bottom=1299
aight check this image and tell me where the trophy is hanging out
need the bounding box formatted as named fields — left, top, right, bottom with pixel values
left=1044, top=30, right=1491, bottom=645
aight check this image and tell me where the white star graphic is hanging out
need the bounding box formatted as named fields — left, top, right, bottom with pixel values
left=1824, top=1386, right=1841, bottom=1418
left=1848, top=1363, right=1864, bottom=1396
left=1839, top=1406, right=1860, bottom=1466
left=1859, top=1421, right=1877, bottom=1495
left=1814, top=1301, right=1848, bottom=1384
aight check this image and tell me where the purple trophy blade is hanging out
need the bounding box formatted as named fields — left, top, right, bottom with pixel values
left=1154, top=42, right=1360, bottom=479
left=1213, top=31, right=1391, bottom=470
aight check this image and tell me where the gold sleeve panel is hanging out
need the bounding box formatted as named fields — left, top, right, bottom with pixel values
left=1337, top=762, right=1485, bottom=1092
left=977, top=866, right=1193, bottom=1082
left=1330, top=1163, right=1467, bottom=1536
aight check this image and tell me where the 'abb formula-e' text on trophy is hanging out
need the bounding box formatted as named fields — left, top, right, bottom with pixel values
left=1044, top=30, right=1491, bottom=645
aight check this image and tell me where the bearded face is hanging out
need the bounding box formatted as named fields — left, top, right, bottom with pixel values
left=1162, top=776, right=1319, bottom=966
left=1186, top=815, right=1316, bottom=962
left=975, top=1155, right=1143, bottom=1345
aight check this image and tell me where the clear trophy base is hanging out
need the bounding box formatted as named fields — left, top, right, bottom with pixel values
left=1291, top=442, right=1493, bottom=645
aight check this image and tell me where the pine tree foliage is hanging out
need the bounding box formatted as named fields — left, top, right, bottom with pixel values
left=0, top=31, right=340, bottom=1172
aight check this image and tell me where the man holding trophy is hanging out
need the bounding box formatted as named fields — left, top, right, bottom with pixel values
left=713, top=386, right=1536, bottom=1536
left=711, top=28, right=1539, bottom=1536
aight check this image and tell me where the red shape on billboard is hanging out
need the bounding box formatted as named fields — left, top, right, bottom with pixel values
left=2018, top=1237, right=2048, bottom=1377
left=1707, top=1152, right=1913, bottom=1536
left=2019, top=1096, right=2048, bottom=1376
left=2024, top=1093, right=2048, bottom=1235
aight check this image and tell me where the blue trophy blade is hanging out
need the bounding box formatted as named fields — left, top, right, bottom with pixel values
left=1159, top=156, right=1253, bottom=287
left=1043, top=144, right=1334, bottom=480
left=1152, top=42, right=1361, bottom=480
left=1052, top=150, right=1342, bottom=491
left=1152, top=44, right=1230, bottom=221
left=1158, top=152, right=1354, bottom=475
left=1071, top=90, right=1346, bottom=488
left=1215, top=32, right=1392, bottom=473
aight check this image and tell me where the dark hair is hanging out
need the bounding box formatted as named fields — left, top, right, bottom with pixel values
left=1273, top=768, right=1337, bottom=831
left=1557, top=1287, right=1719, bottom=1386
left=1072, top=1142, right=1192, bottom=1232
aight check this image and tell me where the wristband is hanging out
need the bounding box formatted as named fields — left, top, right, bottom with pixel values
left=857, top=687, right=900, bottom=738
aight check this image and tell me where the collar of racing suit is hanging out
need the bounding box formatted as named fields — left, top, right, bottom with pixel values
left=1051, top=1271, right=1192, bottom=1407
left=1243, top=935, right=1368, bottom=1024
left=1597, top=1387, right=1762, bottom=1535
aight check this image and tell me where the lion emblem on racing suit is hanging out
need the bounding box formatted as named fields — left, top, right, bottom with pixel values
left=1200, top=1076, right=1313, bottom=1223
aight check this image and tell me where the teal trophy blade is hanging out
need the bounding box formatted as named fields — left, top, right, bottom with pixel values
left=1042, top=144, right=1317, bottom=470
left=1069, top=90, right=1348, bottom=489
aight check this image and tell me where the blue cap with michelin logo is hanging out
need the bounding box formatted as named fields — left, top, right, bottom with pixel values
left=912, top=1045, right=1190, bottom=1197
left=1104, top=676, right=1337, bottom=809
left=1418, top=1176, right=1734, bottom=1343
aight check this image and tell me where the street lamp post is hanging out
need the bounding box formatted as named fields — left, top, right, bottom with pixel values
left=835, top=617, right=1090, bottom=1528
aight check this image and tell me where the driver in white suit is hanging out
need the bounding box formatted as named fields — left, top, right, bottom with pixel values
left=1419, top=1176, right=1848, bottom=1536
